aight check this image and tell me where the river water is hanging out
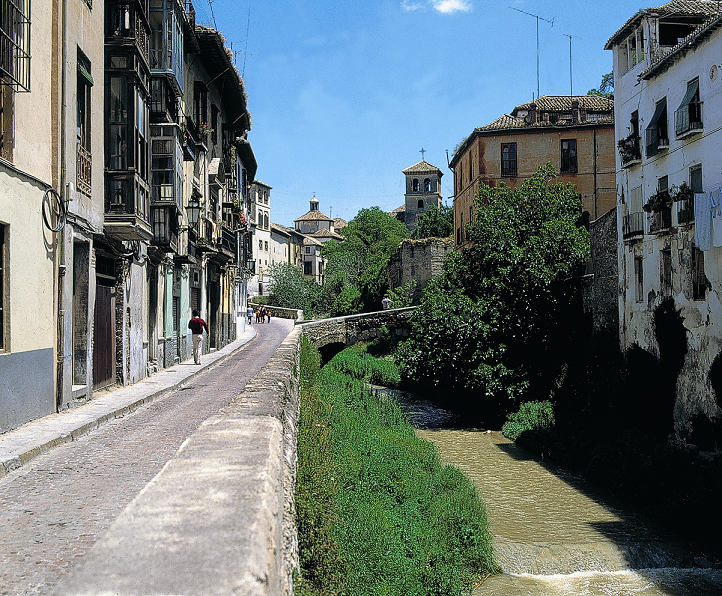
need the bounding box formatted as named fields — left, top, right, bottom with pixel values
left=375, top=387, right=722, bottom=596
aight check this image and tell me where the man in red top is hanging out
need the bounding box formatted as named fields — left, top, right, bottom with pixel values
left=188, top=309, right=209, bottom=365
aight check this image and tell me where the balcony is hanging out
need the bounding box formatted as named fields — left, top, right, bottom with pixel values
left=618, top=136, right=641, bottom=168
left=149, top=0, right=184, bottom=96
left=104, top=173, right=153, bottom=241
left=150, top=124, right=184, bottom=213
left=677, top=196, right=695, bottom=226
left=151, top=206, right=179, bottom=253
left=675, top=99, right=702, bottom=139
left=649, top=207, right=672, bottom=234
left=150, top=78, right=176, bottom=123
left=182, top=117, right=196, bottom=161
left=77, top=143, right=92, bottom=196
left=623, top=211, right=644, bottom=239
left=174, top=238, right=197, bottom=265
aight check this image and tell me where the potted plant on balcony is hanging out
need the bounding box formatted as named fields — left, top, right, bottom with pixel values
left=643, top=189, right=672, bottom=213
left=199, top=121, right=213, bottom=138
left=237, top=213, right=247, bottom=228
left=670, top=182, right=694, bottom=202
left=618, top=133, right=641, bottom=164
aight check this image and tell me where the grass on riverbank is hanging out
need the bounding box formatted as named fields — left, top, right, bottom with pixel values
left=295, top=338, right=496, bottom=596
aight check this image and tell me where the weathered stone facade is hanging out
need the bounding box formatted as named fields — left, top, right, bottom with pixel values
left=387, top=238, right=454, bottom=302
left=582, top=208, right=619, bottom=335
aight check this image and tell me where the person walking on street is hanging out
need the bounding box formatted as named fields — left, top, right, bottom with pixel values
left=382, top=295, right=392, bottom=310
left=266, top=307, right=271, bottom=323
left=188, top=309, right=209, bottom=365
left=247, top=305, right=253, bottom=325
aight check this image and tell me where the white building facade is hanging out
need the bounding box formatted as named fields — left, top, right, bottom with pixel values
left=608, top=1, right=722, bottom=436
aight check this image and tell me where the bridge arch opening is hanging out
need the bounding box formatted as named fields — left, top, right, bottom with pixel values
left=319, top=342, right=346, bottom=366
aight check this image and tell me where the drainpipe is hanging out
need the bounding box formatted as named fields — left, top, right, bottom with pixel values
left=56, top=0, right=69, bottom=411
left=593, top=127, right=598, bottom=220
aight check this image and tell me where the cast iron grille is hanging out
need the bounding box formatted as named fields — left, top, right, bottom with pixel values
left=0, top=0, right=31, bottom=92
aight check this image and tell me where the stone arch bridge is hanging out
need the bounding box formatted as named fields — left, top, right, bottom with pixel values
left=297, top=307, right=416, bottom=360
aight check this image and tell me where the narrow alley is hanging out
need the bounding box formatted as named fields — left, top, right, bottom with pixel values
left=0, top=318, right=293, bottom=596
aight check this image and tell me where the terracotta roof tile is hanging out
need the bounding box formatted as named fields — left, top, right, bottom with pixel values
left=294, top=210, right=334, bottom=222
left=512, top=95, right=614, bottom=115
left=402, top=160, right=444, bottom=175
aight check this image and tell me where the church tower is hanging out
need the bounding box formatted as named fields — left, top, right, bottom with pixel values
left=402, top=157, right=443, bottom=232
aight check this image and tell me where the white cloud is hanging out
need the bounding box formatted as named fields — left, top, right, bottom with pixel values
left=433, top=0, right=471, bottom=13
left=401, top=0, right=425, bottom=11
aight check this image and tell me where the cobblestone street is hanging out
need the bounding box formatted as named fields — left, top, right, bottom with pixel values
left=0, top=319, right=293, bottom=596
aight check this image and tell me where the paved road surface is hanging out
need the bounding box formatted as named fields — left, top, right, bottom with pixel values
left=0, top=318, right=293, bottom=596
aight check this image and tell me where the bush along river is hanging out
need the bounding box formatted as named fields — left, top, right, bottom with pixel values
left=376, top=386, right=722, bottom=596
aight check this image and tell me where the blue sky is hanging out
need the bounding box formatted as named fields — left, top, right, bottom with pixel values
left=196, top=0, right=636, bottom=227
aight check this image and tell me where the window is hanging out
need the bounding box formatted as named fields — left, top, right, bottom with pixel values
left=194, top=82, right=207, bottom=131
left=661, top=248, right=672, bottom=296
left=424, top=178, right=431, bottom=192
left=634, top=256, right=643, bottom=302
left=658, top=175, right=668, bottom=194
left=645, top=99, right=668, bottom=157
left=304, top=261, right=312, bottom=275
left=560, top=139, right=577, bottom=174
left=412, top=178, right=419, bottom=192
left=690, top=164, right=703, bottom=193
left=460, top=212, right=464, bottom=243
left=258, top=239, right=262, bottom=250
left=305, top=247, right=310, bottom=254
left=692, top=245, right=706, bottom=300
left=468, top=153, right=473, bottom=183
left=264, top=241, right=268, bottom=251
left=77, top=51, right=93, bottom=196
left=211, top=104, right=218, bottom=144
left=109, top=77, right=128, bottom=170
left=0, top=0, right=31, bottom=92
left=417, top=199, right=424, bottom=209
left=0, top=223, right=4, bottom=350
left=501, top=143, right=517, bottom=177
left=675, top=79, right=702, bottom=136
left=264, top=213, right=269, bottom=229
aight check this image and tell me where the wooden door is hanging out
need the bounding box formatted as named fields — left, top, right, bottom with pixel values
left=93, top=285, right=115, bottom=389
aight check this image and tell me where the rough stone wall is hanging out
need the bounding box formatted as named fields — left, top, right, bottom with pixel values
left=299, top=308, right=415, bottom=349
left=387, top=238, right=454, bottom=301
left=583, top=208, right=619, bottom=335
left=248, top=303, right=304, bottom=321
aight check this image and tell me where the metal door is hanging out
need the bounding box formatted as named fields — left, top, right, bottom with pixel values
left=93, top=285, right=115, bottom=389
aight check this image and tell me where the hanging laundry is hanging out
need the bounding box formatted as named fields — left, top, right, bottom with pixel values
left=695, top=192, right=712, bottom=251
left=712, top=189, right=722, bottom=247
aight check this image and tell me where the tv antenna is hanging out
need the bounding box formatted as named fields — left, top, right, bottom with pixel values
left=510, top=7, right=555, bottom=99
left=563, top=34, right=581, bottom=96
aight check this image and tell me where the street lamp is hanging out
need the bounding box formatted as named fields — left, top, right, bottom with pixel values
left=186, top=193, right=201, bottom=231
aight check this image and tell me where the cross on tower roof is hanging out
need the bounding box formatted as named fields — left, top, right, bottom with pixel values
left=419, top=148, right=426, bottom=161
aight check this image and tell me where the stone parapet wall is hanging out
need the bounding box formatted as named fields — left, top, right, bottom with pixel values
left=249, top=303, right=304, bottom=321
left=299, top=308, right=416, bottom=349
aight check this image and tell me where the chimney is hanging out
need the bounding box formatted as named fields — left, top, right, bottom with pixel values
left=572, top=100, right=580, bottom=124
left=527, top=102, right=538, bottom=124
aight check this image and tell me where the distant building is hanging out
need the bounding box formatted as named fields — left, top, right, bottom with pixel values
left=294, top=196, right=343, bottom=282
left=248, top=181, right=271, bottom=296
left=391, top=160, right=444, bottom=232
left=449, top=95, right=616, bottom=248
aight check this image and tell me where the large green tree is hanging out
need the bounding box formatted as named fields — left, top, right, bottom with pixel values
left=321, top=207, right=408, bottom=314
left=396, top=164, right=590, bottom=415
left=411, top=204, right=453, bottom=239
left=267, top=262, right=321, bottom=318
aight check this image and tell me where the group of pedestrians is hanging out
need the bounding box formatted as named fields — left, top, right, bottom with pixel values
left=246, top=304, right=271, bottom=325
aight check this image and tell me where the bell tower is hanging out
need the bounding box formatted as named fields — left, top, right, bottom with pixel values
left=402, top=156, right=443, bottom=232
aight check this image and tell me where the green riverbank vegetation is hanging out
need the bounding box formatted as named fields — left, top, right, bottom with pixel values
left=295, top=339, right=497, bottom=596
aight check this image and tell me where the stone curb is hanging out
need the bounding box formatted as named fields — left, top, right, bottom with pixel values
left=0, top=327, right=258, bottom=479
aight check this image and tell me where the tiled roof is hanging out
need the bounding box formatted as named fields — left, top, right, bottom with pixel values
left=512, top=95, right=614, bottom=115
left=294, top=210, right=334, bottom=222
left=477, top=114, right=527, bottom=131
left=310, top=229, right=344, bottom=240
left=639, top=12, right=722, bottom=79
left=605, top=1, right=719, bottom=49
left=402, top=160, right=443, bottom=175
left=302, top=236, right=323, bottom=246
left=270, top=222, right=290, bottom=236
left=333, top=217, right=348, bottom=229
left=252, top=180, right=272, bottom=189
left=389, top=205, right=406, bottom=214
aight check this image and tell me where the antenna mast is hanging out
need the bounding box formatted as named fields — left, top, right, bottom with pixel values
left=563, top=34, right=581, bottom=96
left=510, top=6, right=555, bottom=99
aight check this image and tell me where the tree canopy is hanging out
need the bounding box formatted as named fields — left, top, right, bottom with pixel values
left=321, top=207, right=409, bottom=314
left=395, top=164, right=590, bottom=416
left=411, top=204, right=453, bottom=239
left=267, top=262, right=321, bottom=318
left=587, top=72, right=614, bottom=99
